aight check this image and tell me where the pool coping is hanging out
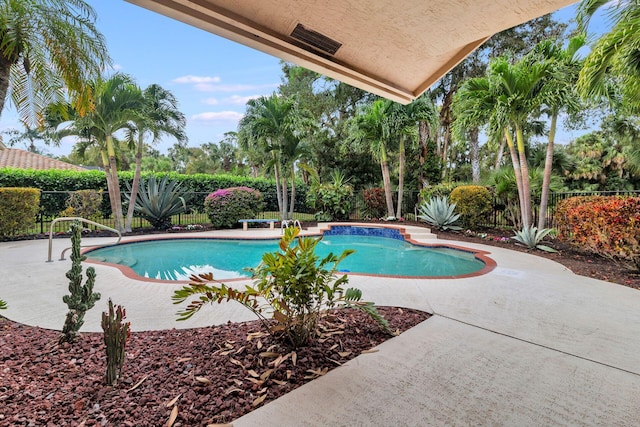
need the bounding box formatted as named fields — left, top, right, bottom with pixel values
left=82, top=222, right=496, bottom=284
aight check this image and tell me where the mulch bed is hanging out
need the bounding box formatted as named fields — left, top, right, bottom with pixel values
left=0, top=307, right=429, bottom=426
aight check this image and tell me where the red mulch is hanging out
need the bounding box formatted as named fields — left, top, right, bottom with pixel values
left=0, top=307, right=428, bottom=426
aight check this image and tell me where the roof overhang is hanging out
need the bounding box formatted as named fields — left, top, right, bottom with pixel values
left=125, top=0, right=575, bottom=104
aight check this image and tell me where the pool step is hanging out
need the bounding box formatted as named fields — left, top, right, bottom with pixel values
left=406, top=231, right=438, bottom=240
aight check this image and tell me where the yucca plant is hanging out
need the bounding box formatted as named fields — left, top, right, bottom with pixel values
left=417, top=196, right=462, bottom=231
left=126, top=176, right=188, bottom=229
left=512, top=226, right=557, bottom=252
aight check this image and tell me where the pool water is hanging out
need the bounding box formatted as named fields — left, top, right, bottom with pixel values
left=86, top=234, right=486, bottom=281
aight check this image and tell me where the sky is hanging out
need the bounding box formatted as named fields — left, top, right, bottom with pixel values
left=0, top=1, right=610, bottom=157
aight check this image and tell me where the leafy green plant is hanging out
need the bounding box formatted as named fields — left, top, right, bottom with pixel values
left=62, top=189, right=103, bottom=219
left=203, top=186, right=264, bottom=229
left=417, top=196, right=462, bottom=231
left=102, top=299, right=131, bottom=386
left=172, top=227, right=391, bottom=348
left=60, top=220, right=101, bottom=343
left=449, top=185, right=493, bottom=229
left=0, top=187, right=40, bottom=237
left=307, top=171, right=353, bottom=221
left=0, top=299, right=7, bottom=309
left=126, top=175, right=188, bottom=229
left=512, top=226, right=557, bottom=252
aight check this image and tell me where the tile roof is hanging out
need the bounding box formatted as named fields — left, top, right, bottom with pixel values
left=0, top=147, right=87, bottom=171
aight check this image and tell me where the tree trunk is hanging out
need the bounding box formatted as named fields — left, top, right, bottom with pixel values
left=288, top=164, right=296, bottom=220
left=125, top=137, right=144, bottom=233
left=273, top=154, right=283, bottom=220
left=101, top=150, right=117, bottom=225
left=106, top=136, right=125, bottom=232
left=505, top=129, right=525, bottom=229
left=538, top=113, right=557, bottom=230
left=441, top=124, right=451, bottom=179
left=281, top=175, right=289, bottom=221
left=494, top=136, right=506, bottom=170
left=468, top=127, right=480, bottom=183
left=515, top=125, right=532, bottom=228
left=418, top=121, right=429, bottom=190
left=0, top=57, right=12, bottom=119
left=380, top=150, right=395, bottom=218
left=395, top=137, right=405, bottom=219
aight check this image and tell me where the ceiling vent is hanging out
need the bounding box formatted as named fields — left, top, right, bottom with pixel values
left=290, top=23, right=342, bottom=56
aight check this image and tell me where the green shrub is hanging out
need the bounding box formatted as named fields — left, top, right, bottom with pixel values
left=0, top=187, right=40, bottom=237
left=204, top=186, right=264, bottom=229
left=418, top=182, right=462, bottom=203
left=449, top=185, right=492, bottom=229
left=555, top=196, right=640, bottom=270
left=61, top=189, right=103, bottom=219
left=173, top=227, right=391, bottom=348
left=308, top=182, right=353, bottom=221
left=362, top=188, right=387, bottom=219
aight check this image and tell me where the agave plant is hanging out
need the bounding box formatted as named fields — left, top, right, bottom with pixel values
left=512, top=226, right=557, bottom=252
left=126, top=176, right=188, bottom=229
left=417, top=196, right=462, bottom=231
left=0, top=299, right=7, bottom=310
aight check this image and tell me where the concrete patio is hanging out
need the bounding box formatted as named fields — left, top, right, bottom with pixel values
left=1, top=224, right=639, bottom=426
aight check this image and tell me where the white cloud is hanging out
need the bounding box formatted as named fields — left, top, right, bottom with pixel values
left=191, top=111, right=244, bottom=123
left=226, top=94, right=261, bottom=105
left=202, top=98, right=219, bottom=105
left=193, top=83, right=277, bottom=93
left=173, top=75, right=222, bottom=84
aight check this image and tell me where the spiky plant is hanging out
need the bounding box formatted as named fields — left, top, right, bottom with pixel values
left=417, top=196, right=462, bottom=231
left=102, top=299, right=131, bottom=386
left=126, top=175, right=187, bottom=229
left=512, top=226, right=557, bottom=252
left=0, top=300, right=7, bottom=309
left=60, top=220, right=101, bottom=343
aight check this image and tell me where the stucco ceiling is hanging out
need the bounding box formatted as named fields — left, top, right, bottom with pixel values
left=126, top=0, right=575, bottom=104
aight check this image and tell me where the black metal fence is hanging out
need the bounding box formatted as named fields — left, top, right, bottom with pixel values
left=32, top=189, right=640, bottom=235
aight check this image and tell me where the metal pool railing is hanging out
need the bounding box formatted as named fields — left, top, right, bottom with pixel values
left=47, top=217, right=122, bottom=262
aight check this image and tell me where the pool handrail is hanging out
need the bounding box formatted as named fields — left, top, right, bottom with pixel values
left=47, top=217, right=122, bottom=262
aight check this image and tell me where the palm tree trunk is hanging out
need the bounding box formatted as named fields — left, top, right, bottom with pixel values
left=538, top=113, right=557, bottom=229
left=469, top=127, right=480, bottom=183
left=515, top=125, right=532, bottom=228
left=418, top=121, right=429, bottom=190
left=0, top=59, right=11, bottom=118
left=395, top=137, right=405, bottom=219
left=273, top=155, right=283, bottom=220
left=505, top=129, right=525, bottom=229
left=281, top=176, right=288, bottom=221
left=441, top=124, right=451, bottom=179
left=101, top=149, right=117, bottom=225
left=495, top=136, right=506, bottom=170
left=125, top=137, right=144, bottom=232
left=106, top=135, right=125, bottom=232
left=380, top=149, right=395, bottom=218
left=289, top=165, right=296, bottom=220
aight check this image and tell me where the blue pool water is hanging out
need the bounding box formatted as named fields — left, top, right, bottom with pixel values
left=86, top=232, right=486, bottom=281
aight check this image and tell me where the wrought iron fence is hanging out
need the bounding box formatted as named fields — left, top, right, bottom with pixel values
left=30, top=189, right=640, bottom=235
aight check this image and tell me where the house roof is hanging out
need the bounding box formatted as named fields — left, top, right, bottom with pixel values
left=0, top=147, right=86, bottom=171
left=126, top=0, right=575, bottom=104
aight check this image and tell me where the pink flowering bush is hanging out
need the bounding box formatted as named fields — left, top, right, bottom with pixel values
left=204, top=187, right=263, bottom=229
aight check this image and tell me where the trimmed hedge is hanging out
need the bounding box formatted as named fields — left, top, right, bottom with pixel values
left=555, top=195, right=640, bottom=270
left=0, top=187, right=41, bottom=237
left=449, top=185, right=493, bottom=230
left=0, top=168, right=310, bottom=217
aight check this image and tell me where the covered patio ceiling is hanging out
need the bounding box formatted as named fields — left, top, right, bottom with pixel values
left=126, top=0, right=575, bottom=104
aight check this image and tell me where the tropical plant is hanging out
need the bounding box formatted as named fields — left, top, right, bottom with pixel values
left=0, top=299, right=7, bottom=309
left=512, top=226, right=557, bottom=252
left=60, top=220, right=101, bottom=344
left=62, top=189, right=103, bottom=220
left=0, top=0, right=110, bottom=126
left=417, top=196, right=462, bottom=231
left=126, top=175, right=188, bottom=229
left=307, top=171, right=353, bottom=221
left=203, top=186, right=263, bottom=229
left=102, top=299, right=131, bottom=386
left=172, top=227, right=391, bottom=348
left=125, top=84, right=187, bottom=232
left=47, top=73, right=144, bottom=233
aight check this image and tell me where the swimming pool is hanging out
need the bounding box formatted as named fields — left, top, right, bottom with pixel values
left=85, top=227, right=494, bottom=281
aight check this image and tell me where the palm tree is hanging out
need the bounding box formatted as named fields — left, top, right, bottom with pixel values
left=527, top=36, right=584, bottom=228
left=48, top=73, right=143, bottom=232
left=238, top=94, right=300, bottom=220
left=388, top=95, right=437, bottom=218
left=349, top=100, right=396, bottom=218
left=577, top=0, right=640, bottom=108
left=0, top=0, right=109, bottom=126
left=124, top=84, right=187, bottom=232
